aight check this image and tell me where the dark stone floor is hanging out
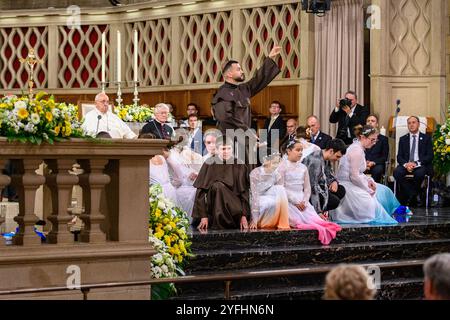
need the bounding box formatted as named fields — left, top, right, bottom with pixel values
left=174, top=207, right=450, bottom=300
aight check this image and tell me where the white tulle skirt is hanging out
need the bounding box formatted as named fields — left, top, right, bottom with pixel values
left=330, top=182, right=398, bottom=225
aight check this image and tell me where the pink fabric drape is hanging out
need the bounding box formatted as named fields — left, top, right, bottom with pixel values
left=313, top=0, right=365, bottom=136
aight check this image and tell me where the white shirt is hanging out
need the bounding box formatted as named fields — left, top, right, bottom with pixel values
left=408, top=132, right=421, bottom=166
left=82, top=108, right=137, bottom=139
left=188, top=127, right=201, bottom=146
left=268, top=114, right=279, bottom=130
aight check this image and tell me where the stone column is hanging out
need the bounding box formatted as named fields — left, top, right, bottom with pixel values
left=45, top=159, right=79, bottom=244
left=78, top=159, right=110, bottom=243
left=11, top=159, right=45, bottom=246
left=370, top=0, right=447, bottom=127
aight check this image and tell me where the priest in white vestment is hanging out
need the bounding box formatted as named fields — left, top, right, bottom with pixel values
left=81, top=92, right=137, bottom=139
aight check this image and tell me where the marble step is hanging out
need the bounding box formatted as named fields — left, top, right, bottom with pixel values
left=186, top=239, right=450, bottom=273
left=190, top=223, right=450, bottom=251
left=176, top=261, right=423, bottom=297
left=173, top=278, right=423, bottom=300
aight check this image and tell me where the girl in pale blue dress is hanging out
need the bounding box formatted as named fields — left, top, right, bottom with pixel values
left=330, top=125, right=399, bottom=225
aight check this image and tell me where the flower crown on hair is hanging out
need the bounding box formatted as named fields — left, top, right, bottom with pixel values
left=286, top=140, right=297, bottom=149
left=263, top=152, right=281, bottom=162
left=363, top=127, right=376, bottom=136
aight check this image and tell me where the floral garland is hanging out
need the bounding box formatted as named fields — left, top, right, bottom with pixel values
left=114, top=104, right=154, bottom=122
left=149, top=184, right=193, bottom=299
left=0, top=92, right=84, bottom=144
left=433, top=105, right=450, bottom=177
left=114, top=104, right=175, bottom=123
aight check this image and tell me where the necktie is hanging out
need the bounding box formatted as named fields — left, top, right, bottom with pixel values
left=311, top=134, right=315, bottom=144
left=409, top=135, right=416, bottom=162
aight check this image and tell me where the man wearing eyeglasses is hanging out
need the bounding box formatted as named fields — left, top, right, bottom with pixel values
left=81, top=92, right=137, bottom=139
left=141, top=103, right=174, bottom=140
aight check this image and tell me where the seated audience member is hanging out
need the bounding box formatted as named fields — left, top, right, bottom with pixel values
left=279, top=118, right=298, bottom=151
left=302, top=139, right=347, bottom=220
left=278, top=140, right=342, bottom=245
left=81, top=92, right=137, bottom=139
left=423, top=253, right=450, bottom=300
left=364, top=114, right=389, bottom=183
left=393, top=116, right=433, bottom=206
left=323, top=264, right=376, bottom=300
left=281, top=126, right=320, bottom=159
left=187, top=114, right=205, bottom=155
left=192, top=137, right=250, bottom=231
left=202, top=129, right=219, bottom=162
left=307, top=115, right=332, bottom=150
left=296, top=126, right=321, bottom=161
left=141, top=103, right=174, bottom=139
left=249, top=153, right=290, bottom=230
left=331, top=125, right=400, bottom=225
left=262, top=100, right=286, bottom=151
left=180, top=103, right=201, bottom=128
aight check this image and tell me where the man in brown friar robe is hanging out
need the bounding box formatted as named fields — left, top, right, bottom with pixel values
left=193, top=138, right=250, bottom=231
left=212, top=46, right=282, bottom=164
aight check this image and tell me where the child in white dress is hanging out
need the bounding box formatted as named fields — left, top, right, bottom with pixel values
left=249, top=153, right=290, bottom=230
left=279, top=140, right=342, bottom=245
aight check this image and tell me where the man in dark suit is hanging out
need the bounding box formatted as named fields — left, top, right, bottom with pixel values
left=141, top=103, right=174, bottom=139
left=279, top=118, right=297, bottom=153
left=329, top=91, right=370, bottom=145
left=365, top=115, right=389, bottom=183
left=393, top=116, right=433, bottom=206
left=263, top=100, right=286, bottom=151
left=307, top=115, right=332, bottom=150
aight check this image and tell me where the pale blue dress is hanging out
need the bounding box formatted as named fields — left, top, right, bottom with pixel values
left=330, top=140, right=398, bottom=225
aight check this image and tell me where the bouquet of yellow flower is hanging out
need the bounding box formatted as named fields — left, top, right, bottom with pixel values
left=433, top=105, right=450, bottom=177
left=0, top=92, right=84, bottom=144
left=149, top=184, right=193, bottom=299
left=148, top=234, right=179, bottom=299
left=149, top=184, right=193, bottom=266
left=114, top=104, right=153, bottom=122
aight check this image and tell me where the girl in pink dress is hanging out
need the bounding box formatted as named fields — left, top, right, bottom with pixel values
left=278, top=140, right=342, bottom=245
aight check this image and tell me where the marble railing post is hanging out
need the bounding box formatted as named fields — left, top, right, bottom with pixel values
left=45, top=159, right=79, bottom=244
left=0, top=159, right=11, bottom=246
left=11, top=159, right=45, bottom=246
left=78, top=159, right=110, bottom=243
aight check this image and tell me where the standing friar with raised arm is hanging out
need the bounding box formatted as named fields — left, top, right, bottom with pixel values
left=211, top=45, right=282, bottom=163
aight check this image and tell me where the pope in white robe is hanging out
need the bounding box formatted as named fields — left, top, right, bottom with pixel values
left=81, top=92, right=137, bottom=139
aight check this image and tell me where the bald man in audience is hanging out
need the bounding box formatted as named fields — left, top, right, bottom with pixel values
left=279, top=118, right=298, bottom=152
left=307, top=115, right=332, bottom=150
